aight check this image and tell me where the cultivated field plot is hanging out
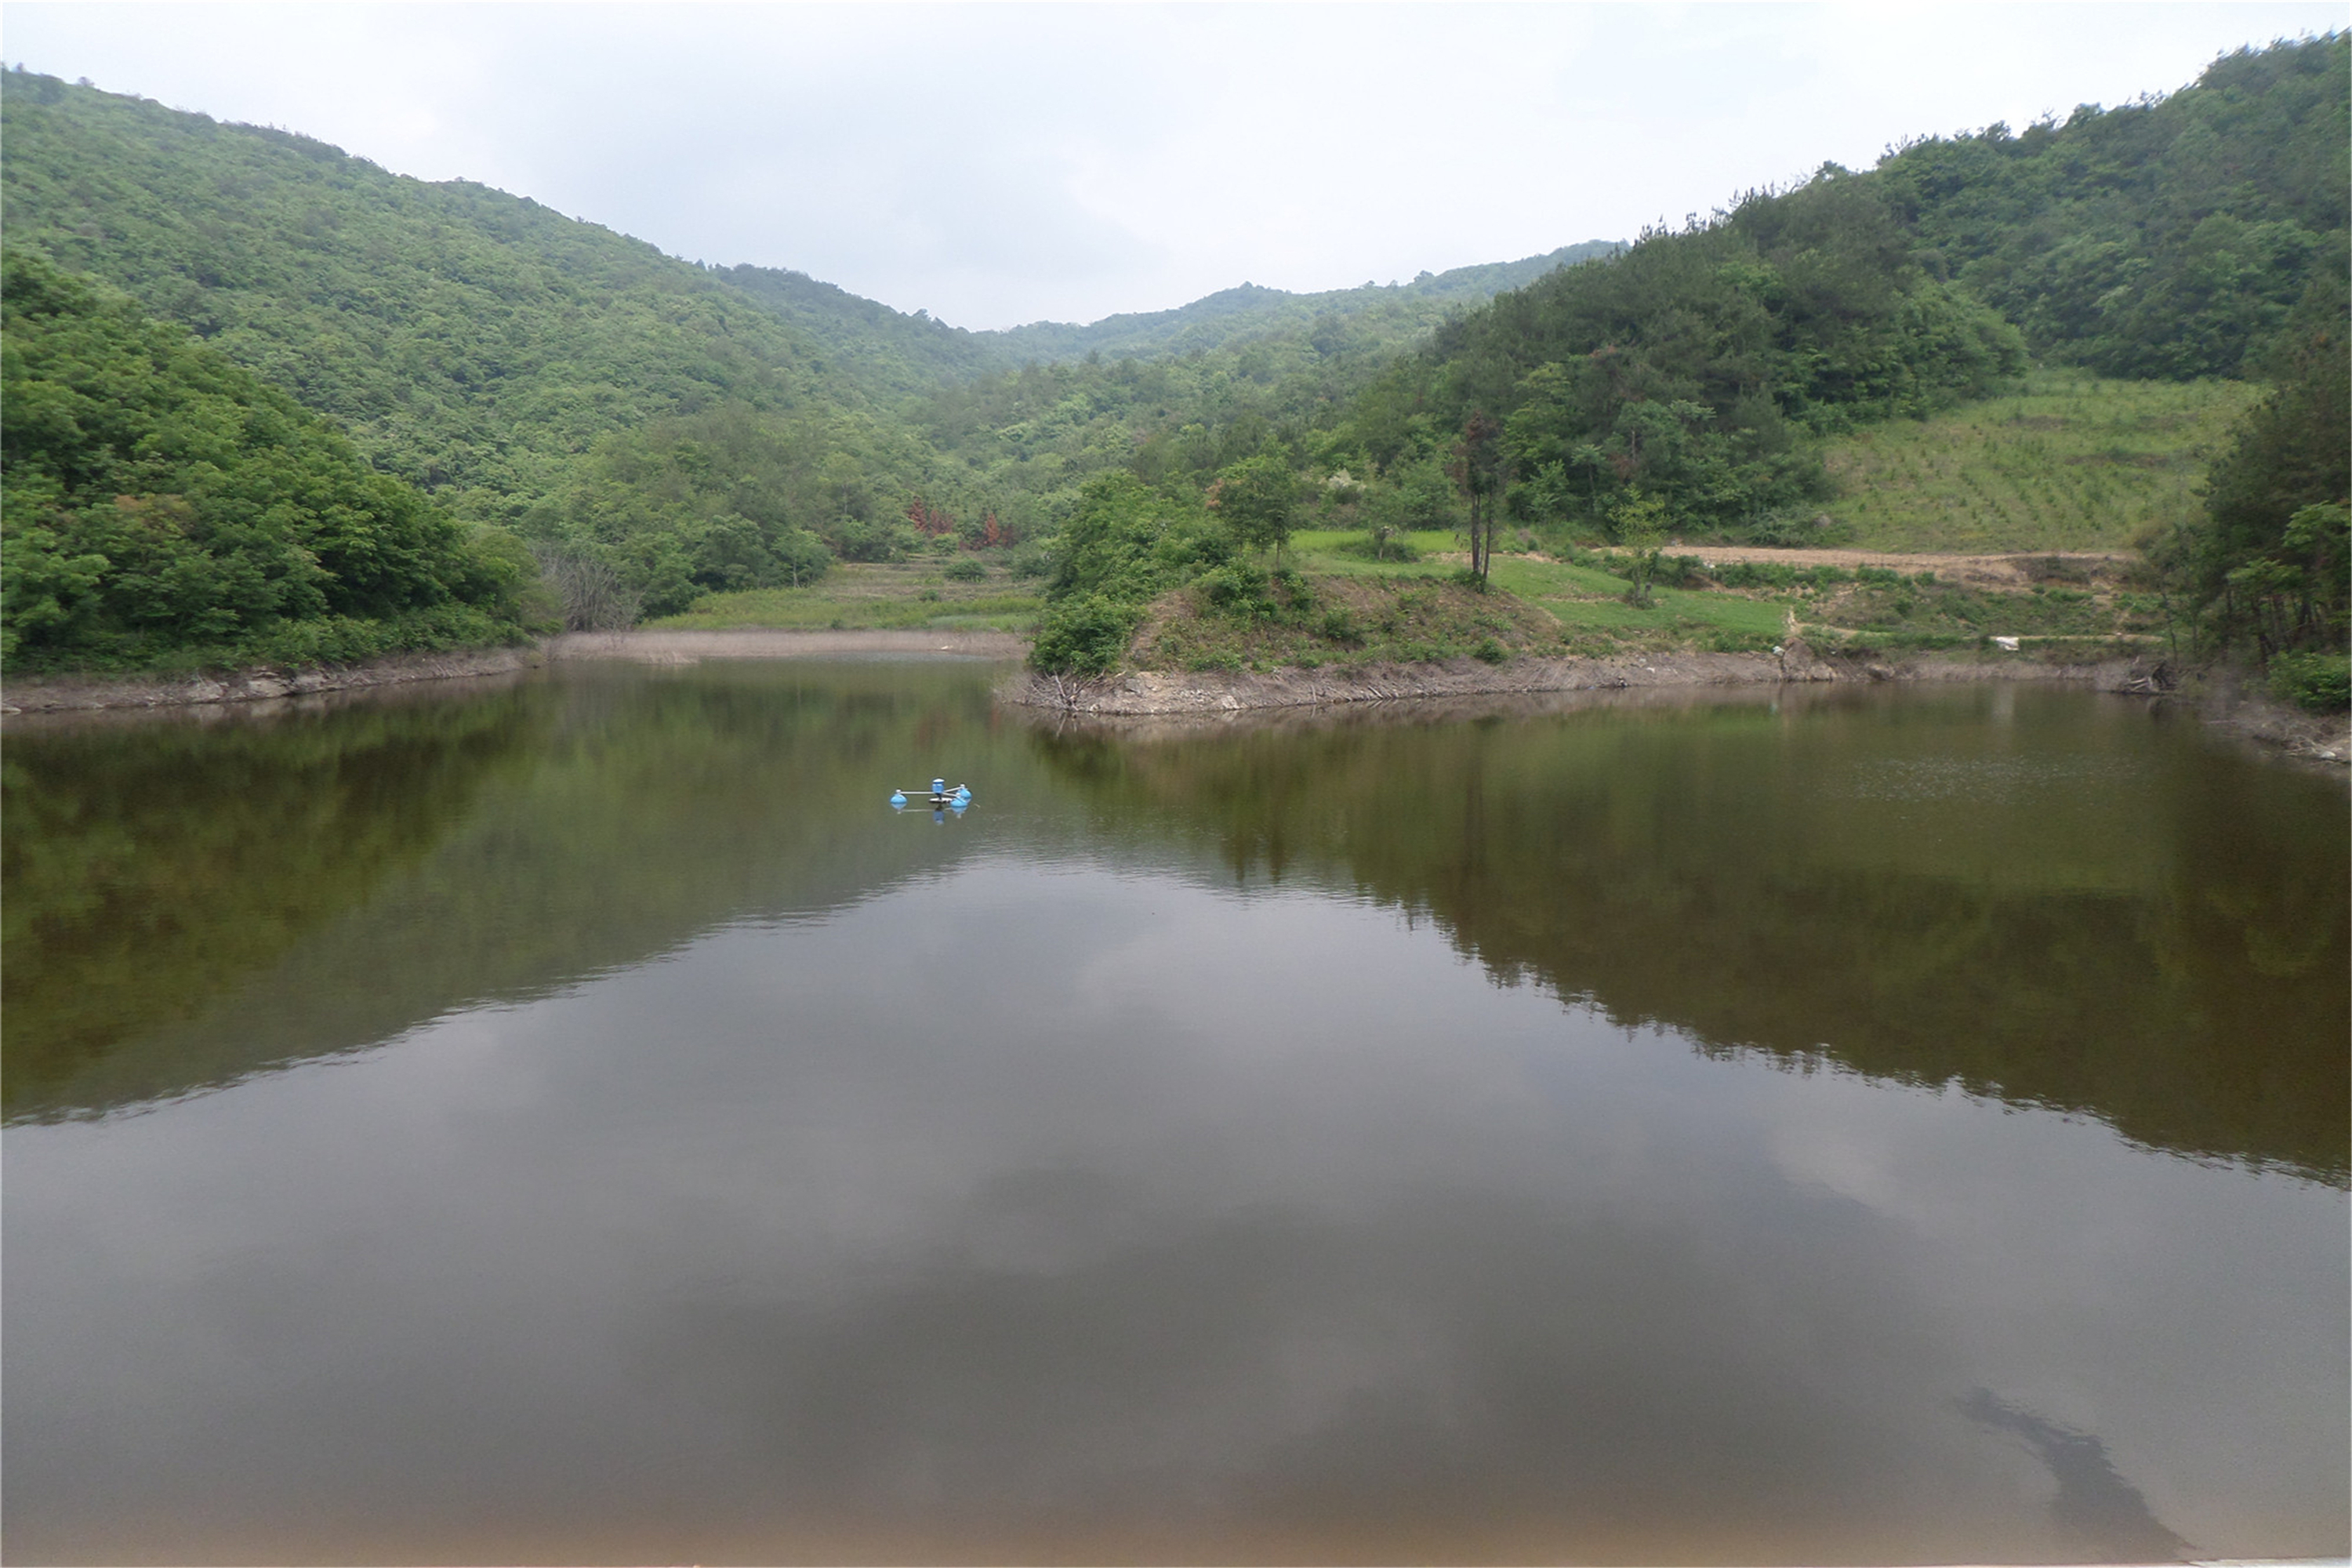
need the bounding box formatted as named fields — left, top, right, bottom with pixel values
left=1817, top=369, right=2259, bottom=553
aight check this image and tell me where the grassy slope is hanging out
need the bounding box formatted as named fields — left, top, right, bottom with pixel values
left=646, top=561, right=1044, bottom=633
left=1816, top=368, right=2259, bottom=552
left=1129, top=524, right=2170, bottom=670
left=1134, top=572, right=1559, bottom=673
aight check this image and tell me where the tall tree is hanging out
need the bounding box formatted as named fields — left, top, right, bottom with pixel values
left=1449, top=412, right=1507, bottom=583
left=1611, top=489, right=1671, bottom=608
left=2157, top=274, right=2351, bottom=661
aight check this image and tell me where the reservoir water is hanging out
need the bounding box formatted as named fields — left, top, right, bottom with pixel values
left=4, top=659, right=2345, bottom=1563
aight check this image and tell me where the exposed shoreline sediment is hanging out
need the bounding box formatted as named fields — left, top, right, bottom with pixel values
left=1002, top=644, right=2349, bottom=765
left=1002, top=641, right=2164, bottom=717
left=5, top=630, right=2339, bottom=766
left=0, top=644, right=550, bottom=715
left=0, top=629, right=1027, bottom=716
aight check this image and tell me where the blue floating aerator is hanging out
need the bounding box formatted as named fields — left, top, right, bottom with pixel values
left=889, top=790, right=906, bottom=808
left=955, top=785, right=971, bottom=801
left=932, top=778, right=947, bottom=795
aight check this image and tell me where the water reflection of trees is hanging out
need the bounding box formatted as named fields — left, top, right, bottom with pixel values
left=2, top=688, right=546, bottom=1116
left=13, top=674, right=2342, bottom=1186
left=2, top=664, right=1003, bottom=1123
left=1030, top=691, right=2349, bottom=1184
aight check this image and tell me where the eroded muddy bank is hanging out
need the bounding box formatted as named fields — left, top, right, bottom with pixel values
left=1004, top=642, right=2161, bottom=717
left=1, top=630, right=1027, bottom=716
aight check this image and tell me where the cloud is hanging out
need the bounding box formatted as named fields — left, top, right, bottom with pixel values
left=5, top=2, right=2343, bottom=327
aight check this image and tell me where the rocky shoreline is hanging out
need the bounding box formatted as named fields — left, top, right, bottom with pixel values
left=1003, top=642, right=2349, bottom=765
left=1004, top=640, right=2170, bottom=716
left=0, top=644, right=549, bottom=715
left=0, top=629, right=1028, bottom=716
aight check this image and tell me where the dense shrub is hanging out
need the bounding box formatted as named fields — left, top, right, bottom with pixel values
left=2268, top=649, right=2351, bottom=710
left=1029, top=593, right=1145, bottom=675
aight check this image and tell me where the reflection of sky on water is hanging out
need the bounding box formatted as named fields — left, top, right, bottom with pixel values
left=6, top=858, right=2344, bottom=1563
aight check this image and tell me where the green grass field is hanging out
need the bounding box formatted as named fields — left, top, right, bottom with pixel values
left=1817, top=368, right=2258, bottom=552
left=1286, top=535, right=1795, bottom=649
left=1134, top=571, right=1561, bottom=673
left=1486, top=555, right=1790, bottom=647
left=648, top=561, right=1044, bottom=632
left=1287, top=529, right=1466, bottom=575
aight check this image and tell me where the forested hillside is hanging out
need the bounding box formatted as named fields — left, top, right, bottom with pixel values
left=1, top=252, right=523, bottom=671
left=1882, top=38, right=2349, bottom=380
left=1011, top=34, right=2347, bottom=680
left=710, top=264, right=1005, bottom=394
left=0, top=71, right=849, bottom=523
left=1319, top=35, right=2347, bottom=547
left=894, top=246, right=1629, bottom=514
left=714, top=244, right=1621, bottom=389
left=1333, top=172, right=2031, bottom=542
left=0, top=71, right=1051, bottom=620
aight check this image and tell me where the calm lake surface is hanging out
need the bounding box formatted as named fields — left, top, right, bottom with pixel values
left=4, top=659, right=2346, bottom=1564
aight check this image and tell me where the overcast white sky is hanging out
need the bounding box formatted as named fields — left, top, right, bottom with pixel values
left=5, top=3, right=2343, bottom=330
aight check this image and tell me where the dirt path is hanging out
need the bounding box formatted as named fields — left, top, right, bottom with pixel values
left=1642, top=544, right=2135, bottom=586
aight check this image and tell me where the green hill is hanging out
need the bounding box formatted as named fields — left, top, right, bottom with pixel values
left=712, top=263, right=1008, bottom=394
left=711, top=244, right=1624, bottom=390
left=0, top=69, right=868, bottom=528
left=1882, top=37, right=2350, bottom=380
left=1314, top=34, right=2347, bottom=549
left=0, top=69, right=1041, bottom=620
left=1, top=251, right=524, bottom=672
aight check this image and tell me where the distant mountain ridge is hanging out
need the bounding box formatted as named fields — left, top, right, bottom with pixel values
left=713, top=245, right=1624, bottom=388
left=974, top=244, right=1625, bottom=364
